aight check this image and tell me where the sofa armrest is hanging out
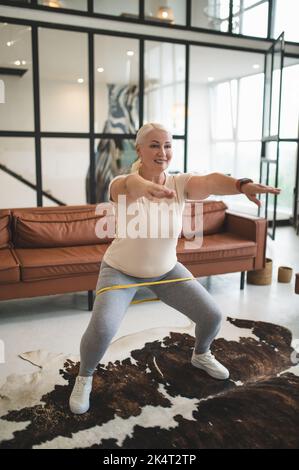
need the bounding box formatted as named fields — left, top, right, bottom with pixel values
left=224, top=211, right=268, bottom=270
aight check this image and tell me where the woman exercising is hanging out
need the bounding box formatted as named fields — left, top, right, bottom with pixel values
left=69, top=122, right=281, bottom=414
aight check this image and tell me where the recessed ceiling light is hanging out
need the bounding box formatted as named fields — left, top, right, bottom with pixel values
left=14, top=60, right=21, bottom=66
left=97, top=67, right=104, bottom=73
left=77, top=78, right=84, bottom=84
left=253, top=64, right=260, bottom=69
left=127, top=50, right=134, bottom=56
left=6, top=41, right=14, bottom=47
left=21, top=60, right=27, bottom=65
left=208, top=77, right=214, bottom=82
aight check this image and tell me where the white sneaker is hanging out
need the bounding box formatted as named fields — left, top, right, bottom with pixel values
left=191, top=350, right=230, bottom=380
left=69, top=375, right=93, bottom=414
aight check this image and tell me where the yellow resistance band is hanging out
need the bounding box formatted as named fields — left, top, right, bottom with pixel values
left=95, top=276, right=197, bottom=305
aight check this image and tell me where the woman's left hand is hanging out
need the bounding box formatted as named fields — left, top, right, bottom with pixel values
left=242, top=183, right=281, bottom=207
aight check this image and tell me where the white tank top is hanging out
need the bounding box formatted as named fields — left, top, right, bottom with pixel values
left=102, top=171, right=193, bottom=278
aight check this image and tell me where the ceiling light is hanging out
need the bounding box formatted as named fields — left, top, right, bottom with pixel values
left=97, top=67, right=104, bottom=73
left=208, top=77, right=214, bottom=82
left=21, top=60, right=27, bottom=65
left=6, top=41, right=14, bottom=47
left=157, top=6, right=175, bottom=22
left=44, top=0, right=62, bottom=7
left=253, top=64, right=260, bottom=69
left=127, top=50, right=134, bottom=56
left=77, top=78, right=84, bottom=84
left=14, top=60, right=21, bottom=66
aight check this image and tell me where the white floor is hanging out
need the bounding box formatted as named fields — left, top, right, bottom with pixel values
left=0, top=226, right=298, bottom=387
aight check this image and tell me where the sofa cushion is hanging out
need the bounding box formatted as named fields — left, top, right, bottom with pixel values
left=176, top=232, right=256, bottom=263
left=181, top=200, right=228, bottom=238
left=14, top=244, right=109, bottom=282
left=0, top=248, right=20, bottom=284
left=0, top=210, right=11, bottom=249
left=12, top=208, right=115, bottom=248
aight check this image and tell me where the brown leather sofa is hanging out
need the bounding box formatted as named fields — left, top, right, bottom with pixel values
left=0, top=200, right=267, bottom=310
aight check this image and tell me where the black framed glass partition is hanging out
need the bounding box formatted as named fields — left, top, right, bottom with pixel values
left=144, top=41, right=186, bottom=136
left=94, top=35, right=139, bottom=135
left=188, top=45, right=264, bottom=215
left=0, top=14, right=298, bottom=221
left=259, top=33, right=284, bottom=239
left=0, top=22, right=34, bottom=131
left=191, top=0, right=230, bottom=33
left=39, top=28, right=89, bottom=133
left=0, top=137, right=36, bottom=207
left=2, top=0, right=299, bottom=43
left=232, top=0, right=269, bottom=38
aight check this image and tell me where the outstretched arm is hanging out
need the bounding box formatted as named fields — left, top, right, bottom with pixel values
left=185, top=173, right=281, bottom=207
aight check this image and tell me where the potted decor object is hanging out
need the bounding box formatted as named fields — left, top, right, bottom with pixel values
left=247, top=258, right=273, bottom=285
left=278, top=266, right=293, bottom=283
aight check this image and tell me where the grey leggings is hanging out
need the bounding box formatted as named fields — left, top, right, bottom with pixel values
left=79, top=260, right=223, bottom=377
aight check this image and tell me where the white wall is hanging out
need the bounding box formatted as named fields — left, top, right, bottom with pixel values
left=0, top=74, right=34, bottom=131
left=40, top=79, right=89, bottom=132
left=0, top=138, right=37, bottom=209
left=187, top=82, right=211, bottom=174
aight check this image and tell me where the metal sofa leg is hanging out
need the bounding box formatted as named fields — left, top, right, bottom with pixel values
left=88, top=290, right=94, bottom=311
left=240, top=272, right=245, bottom=290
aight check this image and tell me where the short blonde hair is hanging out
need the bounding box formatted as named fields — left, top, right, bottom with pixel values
left=131, top=122, right=172, bottom=173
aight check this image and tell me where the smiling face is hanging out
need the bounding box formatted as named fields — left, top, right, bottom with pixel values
left=136, top=129, right=173, bottom=175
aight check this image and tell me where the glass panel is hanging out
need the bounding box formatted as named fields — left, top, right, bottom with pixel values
left=238, top=73, right=263, bottom=140
left=273, top=0, right=299, bottom=43
left=168, top=139, right=184, bottom=173
left=210, top=142, right=235, bottom=174
left=222, top=142, right=261, bottom=215
left=41, top=139, right=89, bottom=206
left=280, top=59, right=299, bottom=139
left=263, top=51, right=272, bottom=137
left=0, top=138, right=36, bottom=209
left=210, top=82, right=233, bottom=140
left=145, top=0, right=186, bottom=25
left=93, top=138, right=135, bottom=202
left=270, top=37, right=283, bottom=136
left=144, top=41, right=185, bottom=135
left=232, top=0, right=268, bottom=38
left=235, top=141, right=261, bottom=181
left=0, top=22, right=34, bottom=131
left=265, top=141, right=277, bottom=162
left=94, top=35, right=139, bottom=134
left=188, top=45, right=264, bottom=176
left=277, top=142, right=297, bottom=218
left=39, top=28, right=89, bottom=132
left=259, top=160, right=268, bottom=217
left=267, top=162, right=276, bottom=220
left=191, top=0, right=230, bottom=33
left=38, top=0, right=87, bottom=11
left=94, top=0, right=139, bottom=17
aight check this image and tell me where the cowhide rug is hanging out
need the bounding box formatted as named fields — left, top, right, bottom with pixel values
left=0, top=317, right=298, bottom=449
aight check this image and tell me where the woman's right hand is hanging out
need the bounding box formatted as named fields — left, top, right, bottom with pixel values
left=142, top=181, right=176, bottom=201
left=126, top=174, right=176, bottom=201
